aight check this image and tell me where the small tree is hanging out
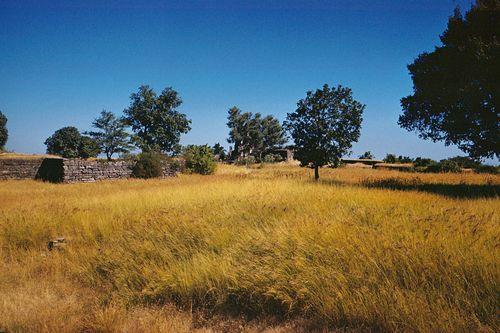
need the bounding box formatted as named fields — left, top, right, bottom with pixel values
left=260, top=115, right=286, bottom=157
left=0, top=110, right=7, bottom=151
left=123, top=85, right=191, bottom=154
left=212, top=143, right=227, bottom=161
left=359, top=151, right=374, bottom=160
left=45, top=126, right=99, bottom=158
left=284, top=84, right=364, bottom=180
left=87, top=110, right=132, bottom=160
left=45, top=127, right=83, bottom=158
left=183, top=145, right=216, bottom=175
left=384, top=154, right=398, bottom=163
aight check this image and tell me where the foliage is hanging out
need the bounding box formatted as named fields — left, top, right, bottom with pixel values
left=399, top=1, right=500, bottom=160
left=227, top=107, right=285, bottom=160
left=86, top=110, right=132, bottom=160
left=263, top=153, right=284, bottom=163
left=426, top=160, right=462, bottom=173
left=0, top=166, right=498, bottom=332
left=45, top=126, right=99, bottom=158
left=123, top=85, right=191, bottom=154
left=132, top=151, right=163, bottom=178
left=413, top=157, right=436, bottom=167
left=475, top=164, right=499, bottom=174
left=183, top=144, right=217, bottom=175
left=358, top=151, right=374, bottom=159
left=284, top=84, right=364, bottom=179
left=212, top=143, right=227, bottom=161
left=0, top=110, right=7, bottom=150
left=383, top=154, right=397, bottom=163
left=78, top=135, right=101, bottom=159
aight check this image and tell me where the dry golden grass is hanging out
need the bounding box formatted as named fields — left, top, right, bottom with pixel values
left=0, top=164, right=499, bottom=332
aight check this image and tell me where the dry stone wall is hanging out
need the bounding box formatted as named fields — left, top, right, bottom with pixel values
left=0, top=158, right=180, bottom=183
left=0, top=158, right=47, bottom=180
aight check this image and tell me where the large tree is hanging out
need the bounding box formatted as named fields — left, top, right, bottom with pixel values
left=226, top=107, right=285, bottom=160
left=399, top=0, right=499, bottom=160
left=45, top=126, right=100, bottom=158
left=123, top=85, right=191, bottom=154
left=284, top=84, right=364, bottom=180
left=86, top=110, right=132, bottom=160
left=0, top=110, right=7, bottom=150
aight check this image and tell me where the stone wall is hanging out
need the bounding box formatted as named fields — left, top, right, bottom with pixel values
left=0, top=157, right=180, bottom=183
left=0, top=158, right=47, bottom=180
left=62, top=159, right=134, bottom=183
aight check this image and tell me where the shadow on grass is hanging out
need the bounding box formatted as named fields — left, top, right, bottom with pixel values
left=319, top=177, right=499, bottom=199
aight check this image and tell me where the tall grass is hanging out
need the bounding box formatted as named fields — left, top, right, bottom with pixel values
left=0, top=165, right=498, bottom=332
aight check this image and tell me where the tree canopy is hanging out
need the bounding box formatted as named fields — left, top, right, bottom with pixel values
left=226, top=107, right=285, bottom=160
left=0, top=110, right=7, bottom=151
left=45, top=126, right=99, bottom=158
left=86, top=110, right=132, bottom=160
left=123, top=85, right=191, bottom=154
left=399, top=0, right=499, bottom=160
left=284, top=84, right=364, bottom=179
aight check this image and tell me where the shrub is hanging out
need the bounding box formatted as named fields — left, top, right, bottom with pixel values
left=183, top=145, right=216, bottom=175
left=132, top=152, right=163, bottom=179
left=0, top=110, right=8, bottom=151
left=263, top=153, right=284, bottom=163
left=475, top=165, right=499, bottom=174
left=425, top=160, right=462, bottom=173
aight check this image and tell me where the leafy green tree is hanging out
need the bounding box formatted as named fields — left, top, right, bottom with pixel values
left=212, top=143, right=227, bottom=161
left=359, top=151, right=374, bottom=159
left=87, top=110, right=132, bottom=160
left=45, top=127, right=83, bottom=158
left=284, top=84, right=364, bottom=180
left=260, top=115, right=286, bottom=157
left=226, top=107, right=285, bottom=160
left=383, top=154, right=398, bottom=163
left=0, top=110, right=7, bottom=151
left=183, top=144, right=216, bottom=175
left=123, top=85, right=191, bottom=154
left=79, top=135, right=101, bottom=159
left=399, top=1, right=500, bottom=160
left=227, top=107, right=254, bottom=159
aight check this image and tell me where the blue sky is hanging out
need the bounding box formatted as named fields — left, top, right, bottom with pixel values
left=0, top=0, right=477, bottom=160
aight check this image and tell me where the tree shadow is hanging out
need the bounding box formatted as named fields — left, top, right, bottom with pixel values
left=319, top=177, right=499, bottom=199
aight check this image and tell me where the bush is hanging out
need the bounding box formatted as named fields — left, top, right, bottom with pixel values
left=183, top=145, right=216, bottom=175
left=425, top=160, right=462, bottom=173
left=263, top=153, right=284, bottom=163
left=132, top=152, right=163, bottom=179
left=475, top=165, right=499, bottom=174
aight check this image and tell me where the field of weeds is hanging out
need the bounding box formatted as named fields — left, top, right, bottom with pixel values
left=0, top=164, right=498, bottom=332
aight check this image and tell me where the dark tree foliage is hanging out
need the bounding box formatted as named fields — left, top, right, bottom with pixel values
left=45, top=126, right=99, bottom=158
left=226, top=107, right=285, bottom=160
left=212, top=143, right=227, bottom=161
left=123, top=85, right=191, bottom=154
left=383, top=154, right=398, bottom=163
left=399, top=0, right=500, bottom=160
left=359, top=151, right=374, bottom=159
left=87, top=110, right=132, bottom=160
left=284, top=84, right=364, bottom=180
left=0, top=110, right=7, bottom=150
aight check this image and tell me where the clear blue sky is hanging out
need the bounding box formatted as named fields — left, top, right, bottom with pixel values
left=1, top=0, right=477, bottom=160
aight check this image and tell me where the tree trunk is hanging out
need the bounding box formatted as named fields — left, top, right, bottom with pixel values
left=314, top=165, right=319, bottom=180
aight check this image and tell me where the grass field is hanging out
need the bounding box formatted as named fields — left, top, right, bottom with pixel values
left=0, top=164, right=499, bottom=332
